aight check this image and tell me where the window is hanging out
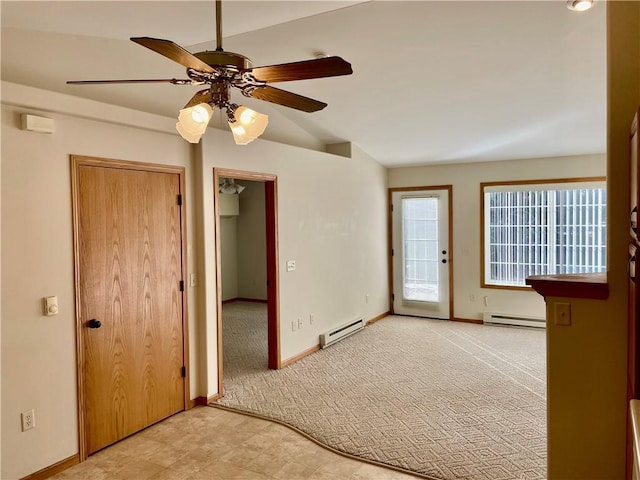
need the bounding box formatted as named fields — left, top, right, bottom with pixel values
left=402, top=196, right=440, bottom=302
left=482, top=178, right=606, bottom=288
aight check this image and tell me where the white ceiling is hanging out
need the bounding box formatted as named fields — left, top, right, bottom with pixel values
left=1, top=1, right=606, bottom=167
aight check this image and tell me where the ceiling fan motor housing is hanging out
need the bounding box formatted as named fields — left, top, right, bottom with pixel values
left=194, top=51, right=252, bottom=71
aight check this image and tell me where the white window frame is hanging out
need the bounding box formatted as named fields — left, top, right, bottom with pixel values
left=481, top=178, right=607, bottom=289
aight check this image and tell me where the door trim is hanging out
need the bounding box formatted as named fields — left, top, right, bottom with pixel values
left=70, top=155, right=190, bottom=461
left=388, top=185, right=454, bottom=319
left=213, top=168, right=280, bottom=398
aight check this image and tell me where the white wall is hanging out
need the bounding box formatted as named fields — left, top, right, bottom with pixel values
left=237, top=181, right=267, bottom=300
left=220, top=217, right=238, bottom=301
left=388, top=153, right=606, bottom=320
left=1, top=81, right=390, bottom=477
left=0, top=84, right=198, bottom=479
left=218, top=182, right=268, bottom=302
left=198, top=131, right=389, bottom=393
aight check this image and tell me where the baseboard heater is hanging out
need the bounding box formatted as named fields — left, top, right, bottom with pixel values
left=320, top=318, right=364, bottom=348
left=483, top=312, right=546, bottom=329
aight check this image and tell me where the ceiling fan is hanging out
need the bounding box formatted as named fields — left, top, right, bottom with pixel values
left=67, top=0, right=353, bottom=145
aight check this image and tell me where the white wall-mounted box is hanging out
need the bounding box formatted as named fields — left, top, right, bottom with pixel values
left=219, top=193, right=239, bottom=216
left=21, top=114, right=54, bottom=133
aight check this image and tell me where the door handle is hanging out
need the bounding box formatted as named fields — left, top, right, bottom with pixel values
left=441, top=259, right=447, bottom=264
left=87, top=319, right=102, bottom=329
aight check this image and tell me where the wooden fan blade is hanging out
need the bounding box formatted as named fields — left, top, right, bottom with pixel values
left=184, top=89, right=212, bottom=109
left=248, top=56, right=352, bottom=83
left=131, top=37, right=214, bottom=73
left=67, top=79, right=192, bottom=85
left=250, top=86, right=327, bottom=113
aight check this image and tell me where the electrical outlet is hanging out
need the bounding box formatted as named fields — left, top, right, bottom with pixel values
left=310, top=313, right=314, bottom=325
left=21, top=409, right=35, bottom=431
left=291, top=320, right=296, bottom=332
left=555, top=303, right=572, bottom=326
left=297, top=318, right=303, bottom=329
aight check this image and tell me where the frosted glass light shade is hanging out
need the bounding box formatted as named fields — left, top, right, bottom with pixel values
left=175, top=122, right=202, bottom=143
left=176, top=103, right=213, bottom=143
left=228, top=106, right=269, bottom=145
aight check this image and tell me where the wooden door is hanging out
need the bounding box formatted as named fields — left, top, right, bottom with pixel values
left=75, top=160, right=186, bottom=455
left=629, top=110, right=640, bottom=479
left=630, top=110, right=639, bottom=401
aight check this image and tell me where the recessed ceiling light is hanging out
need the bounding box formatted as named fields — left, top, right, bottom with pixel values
left=567, top=0, right=595, bottom=12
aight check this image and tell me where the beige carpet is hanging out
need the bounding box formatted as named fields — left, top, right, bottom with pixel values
left=215, top=302, right=546, bottom=480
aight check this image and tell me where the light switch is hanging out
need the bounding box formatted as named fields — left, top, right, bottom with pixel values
left=44, top=296, right=58, bottom=316
left=554, top=302, right=571, bottom=326
left=286, top=260, right=296, bottom=272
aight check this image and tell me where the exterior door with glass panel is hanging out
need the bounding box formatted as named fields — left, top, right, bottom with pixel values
left=392, top=189, right=450, bottom=319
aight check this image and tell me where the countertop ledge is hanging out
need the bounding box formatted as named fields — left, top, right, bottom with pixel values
left=525, top=272, right=609, bottom=300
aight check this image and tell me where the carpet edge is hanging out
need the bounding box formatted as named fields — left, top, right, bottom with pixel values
left=208, top=403, right=440, bottom=480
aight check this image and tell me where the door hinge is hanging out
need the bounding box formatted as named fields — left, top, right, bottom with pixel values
left=392, top=293, right=395, bottom=301
left=179, top=280, right=185, bottom=291
left=177, top=194, right=183, bottom=206
left=181, top=366, right=187, bottom=378
left=391, top=204, right=394, bottom=212
left=392, top=249, right=394, bottom=256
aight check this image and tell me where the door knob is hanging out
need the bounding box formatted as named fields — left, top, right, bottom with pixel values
left=87, top=319, right=102, bottom=329
left=441, top=259, right=447, bottom=264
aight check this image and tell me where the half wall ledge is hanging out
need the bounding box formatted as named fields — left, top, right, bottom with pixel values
left=525, top=272, right=609, bottom=300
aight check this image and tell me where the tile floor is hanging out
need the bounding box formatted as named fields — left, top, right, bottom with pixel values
left=52, top=406, right=420, bottom=480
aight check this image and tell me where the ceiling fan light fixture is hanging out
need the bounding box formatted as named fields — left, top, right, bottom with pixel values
left=566, top=0, right=594, bottom=11
left=67, top=0, right=353, bottom=147
left=219, top=178, right=246, bottom=194
left=228, top=106, right=269, bottom=145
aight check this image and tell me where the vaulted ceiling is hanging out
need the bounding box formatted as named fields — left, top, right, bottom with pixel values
left=1, top=1, right=606, bottom=167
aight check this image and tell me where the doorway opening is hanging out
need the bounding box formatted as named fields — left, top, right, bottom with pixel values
left=213, top=168, right=280, bottom=397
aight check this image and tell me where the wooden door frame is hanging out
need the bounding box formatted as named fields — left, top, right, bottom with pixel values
left=388, top=185, right=454, bottom=320
left=71, top=155, right=190, bottom=461
left=213, top=168, right=280, bottom=397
